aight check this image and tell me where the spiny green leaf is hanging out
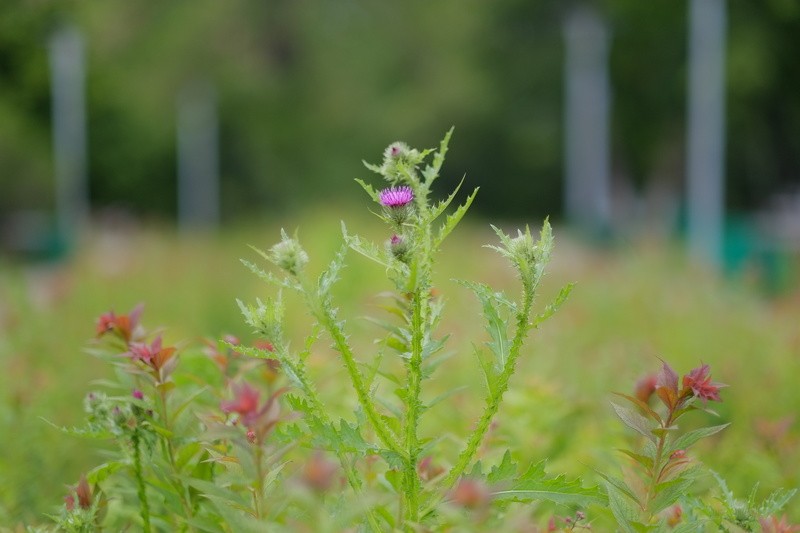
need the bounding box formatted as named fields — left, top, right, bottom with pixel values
left=455, top=279, right=511, bottom=369
left=492, top=461, right=606, bottom=507
left=428, top=176, right=464, bottom=223
left=532, top=283, right=574, bottom=328
left=423, top=126, right=453, bottom=183
left=343, top=224, right=391, bottom=269
left=487, top=450, right=517, bottom=484
left=435, top=187, right=479, bottom=246
left=760, top=487, right=798, bottom=515
left=318, top=241, right=348, bottom=296
left=41, top=418, right=113, bottom=440
left=240, top=257, right=301, bottom=291
left=355, top=177, right=381, bottom=203
left=473, top=343, right=497, bottom=396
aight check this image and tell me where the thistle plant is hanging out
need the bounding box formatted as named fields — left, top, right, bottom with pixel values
left=238, top=130, right=601, bottom=530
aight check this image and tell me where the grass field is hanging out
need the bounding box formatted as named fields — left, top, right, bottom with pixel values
left=1, top=205, right=798, bottom=527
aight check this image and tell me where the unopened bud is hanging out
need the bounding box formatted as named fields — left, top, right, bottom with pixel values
left=269, top=235, right=309, bottom=276
left=451, top=478, right=491, bottom=510
left=389, top=234, right=410, bottom=262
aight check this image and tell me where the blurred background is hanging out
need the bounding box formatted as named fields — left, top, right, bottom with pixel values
left=1, top=0, right=799, bottom=267
left=1, top=0, right=799, bottom=527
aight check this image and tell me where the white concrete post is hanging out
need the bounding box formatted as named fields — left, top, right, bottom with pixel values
left=177, top=81, right=220, bottom=231
left=687, top=0, right=727, bottom=265
left=563, top=6, right=612, bottom=233
left=49, top=25, right=89, bottom=243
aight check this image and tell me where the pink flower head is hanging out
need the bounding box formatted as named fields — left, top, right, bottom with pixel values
left=64, top=475, right=92, bottom=511
left=683, top=364, right=723, bottom=402
left=221, top=383, right=287, bottom=444
left=380, top=186, right=414, bottom=208
left=760, top=515, right=800, bottom=533
left=634, top=373, right=658, bottom=403
left=126, top=335, right=178, bottom=378
left=132, top=389, right=144, bottom=400
left=221, top=382, right=261, bottom=426
left=96, top=303, right=143, bottom=343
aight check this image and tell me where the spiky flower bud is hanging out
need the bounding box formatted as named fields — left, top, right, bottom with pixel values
left=269, top=234, right=309, bottom=276
left=389, top=234, right=410, bottom=262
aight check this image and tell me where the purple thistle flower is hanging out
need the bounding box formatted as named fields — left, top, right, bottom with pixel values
left=380, top=186, right=414, bottom=208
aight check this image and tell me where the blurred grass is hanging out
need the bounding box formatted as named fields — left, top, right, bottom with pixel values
left=1, top=203, right=798, bottom=525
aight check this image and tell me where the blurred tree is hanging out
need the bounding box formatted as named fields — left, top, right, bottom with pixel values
left=0, top=0, right=798, bottom=223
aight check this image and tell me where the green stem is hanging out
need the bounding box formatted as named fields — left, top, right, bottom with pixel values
left=253, top=446, right=265, bottom=519
left=424, top=286, right=535, bottom=517
left=311, top=295, right=406, bottom=460
left=158, top=386, right=196, bottom=531
left=276, top=345, right=383, bottom=532
left=402, top=287, right=425, bottom=525
left=644, top=412, right=674, bottom=518
left=132, top=430, right=152, bottom=533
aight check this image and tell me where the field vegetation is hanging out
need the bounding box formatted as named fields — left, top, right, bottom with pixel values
left=1, top=199, right=798, bottom=529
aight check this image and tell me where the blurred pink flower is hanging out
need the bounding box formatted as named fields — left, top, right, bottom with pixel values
left=96, top=303, right=143, bottom=343
left=683, top=364, right=723, bottom=402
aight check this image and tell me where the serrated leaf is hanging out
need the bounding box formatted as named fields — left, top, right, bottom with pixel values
left=41, top=417, right=113, bottom=440
left=611, top=402, right=657, bottom=442
left=435, top=187, right=479, bottom=246
left=492, top=461, right=606, bottom=507
left=86, top=461, right=127, bottom=484
left=668, top=423, right=730, bottom=454
left=343, top=227, right=390, bottom=268
left=379, top=449, right=406, bottom=470
left=428, top=177, right=464, bottom=223
left=532, top=283, right=574, bottom=328
left=384, top=469, right=403, bottom=492
left=318, top=242, right=348, bottom=296
left=338, top=419, right=372, bottom=454
left=760, top=487, right=798, bottom=515
left=425, top=127, right=453, bottom=183
left=474, top=343, right=497, bottom=396
left=455, top=280, right=511, bottom=369
left=355, top=178, right=381, bottom=203
left=487, top=450, right=517, bottom=484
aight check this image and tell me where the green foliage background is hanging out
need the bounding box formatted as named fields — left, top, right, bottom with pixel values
left=2, top=0, right=799, bottom=219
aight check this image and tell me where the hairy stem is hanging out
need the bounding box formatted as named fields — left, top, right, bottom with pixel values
left=426, top=284, right=535, bottom=515
left=157, top=387, right=196, bottom=530
left=402, top=287, right=426, bottom=525
left=132, top=430, right=152, bottom=533
left=274, top=345, right=382, bottom=532
left=311, top=296, right=406, bottom=460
